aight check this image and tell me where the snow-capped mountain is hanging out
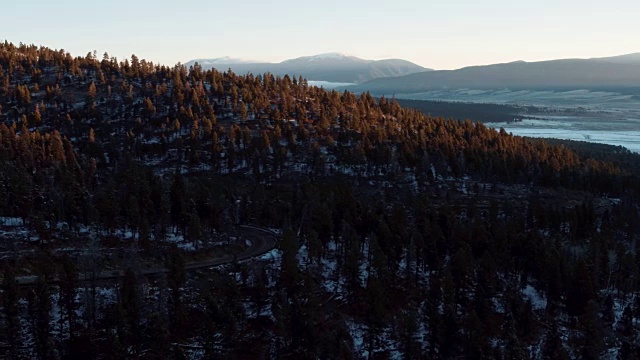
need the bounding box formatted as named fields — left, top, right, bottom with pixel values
left=189, top=56, right=264, bottom=66
left=184, top=53, right=430, bottom=84
left=307, top=52, right=349, bottom=61
left=281, top=52, right=360, bottom=63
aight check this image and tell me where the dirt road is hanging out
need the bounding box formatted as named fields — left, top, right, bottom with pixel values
left=13, top=225, right=278, bottom=286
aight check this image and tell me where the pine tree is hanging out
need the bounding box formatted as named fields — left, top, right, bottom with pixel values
left=170, top=172, right=186, bottom=233
left=398, top=309, right=421, bottom=359
left=120, top=268, right=141, bottom=355
left=59, top=255, right=79, bottom=344
left=542, top=322, right=569, bottom=359
left=31, top=274, right=52, bottom=360
left=166, top=244, right=185, bottom=339
left=364, top=274, right=385, bottom=358
left=88, top=81, right=97, bottom=99
left=147, top=311, right=172, bottom=358
left=2, top=266, right=22, bottom=359
left=279, top=228, right=299, bottom=296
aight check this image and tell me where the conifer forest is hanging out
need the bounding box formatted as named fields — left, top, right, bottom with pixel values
left=1, top=42, right=640, bottom=359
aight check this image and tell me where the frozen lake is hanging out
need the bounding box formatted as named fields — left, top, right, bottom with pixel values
left=394, top=88, right=640, bottom=154
left=484, top=116, right=640, bottom=153
left=308, top=80, right=356, bottom=89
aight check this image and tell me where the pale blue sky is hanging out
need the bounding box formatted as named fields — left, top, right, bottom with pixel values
left=3, top=0, right=639, bottom=69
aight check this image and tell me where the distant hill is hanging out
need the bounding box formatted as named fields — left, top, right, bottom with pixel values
left=184, top=53, right=430, bottom=84
left=592, top=52, right=640, bottom=65
left=345, top=53, right=640, bottom=94
left=187, top=57, right=266, bottom=66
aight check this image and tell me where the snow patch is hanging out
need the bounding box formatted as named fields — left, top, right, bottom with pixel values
left=522, top=284, right=547, bottom=310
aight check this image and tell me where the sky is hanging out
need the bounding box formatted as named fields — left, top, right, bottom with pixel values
left=2, top=0, right=639, bottom=70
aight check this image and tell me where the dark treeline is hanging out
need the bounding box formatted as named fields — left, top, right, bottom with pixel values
left=394, top=98, right=534, bottom=123
left=0, top=41, right=640, bottom=358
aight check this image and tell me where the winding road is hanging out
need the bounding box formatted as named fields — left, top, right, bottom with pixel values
left=13, top=225, right=279, bottom=286
left=185, top=225, right=279, bottom=269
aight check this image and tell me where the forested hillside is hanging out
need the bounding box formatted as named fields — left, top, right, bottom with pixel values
left=1, top=41, right=640, bottom=359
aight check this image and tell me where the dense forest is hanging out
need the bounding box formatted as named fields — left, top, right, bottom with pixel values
left=393, top=99, right=532, bottom=123
left=0, top=41, right=640, bottom=359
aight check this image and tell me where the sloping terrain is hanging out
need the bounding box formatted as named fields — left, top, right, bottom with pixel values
left=347, top=53, right=640, bottom=94
left=1, top=42, right=640, bottom=359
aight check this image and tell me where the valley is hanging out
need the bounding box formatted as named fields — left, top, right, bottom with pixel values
left=394, top=89, right=640, bottom=153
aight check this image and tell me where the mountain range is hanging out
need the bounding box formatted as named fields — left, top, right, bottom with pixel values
left=184, top=53, right=430, bottom=84
left=344, top=53, right=640, bottom=95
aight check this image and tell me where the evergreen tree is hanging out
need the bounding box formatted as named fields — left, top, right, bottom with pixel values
left=58, top=255, right=79, bottom=345
left=2, top=265, right=22, bottom=359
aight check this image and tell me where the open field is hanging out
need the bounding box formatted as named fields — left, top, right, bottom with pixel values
left=397, top=89, right=640, bottom=153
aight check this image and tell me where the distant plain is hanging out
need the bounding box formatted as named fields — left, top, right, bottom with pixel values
left=396, top=89, right=640, bottom=153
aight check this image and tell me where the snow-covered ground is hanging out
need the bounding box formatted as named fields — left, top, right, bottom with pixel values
left=308, top=80, right=356, bottom=89
left=396, top=88, right=640, bottom=153
left=521, top=284, right=547, bottom=311
left=396, top=88, right=640, bottom=109
left=485, top=116, right=640, bottom=153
